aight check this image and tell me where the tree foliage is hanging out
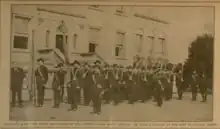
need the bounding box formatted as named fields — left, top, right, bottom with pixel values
left=183, top=34, right=214, bottom=82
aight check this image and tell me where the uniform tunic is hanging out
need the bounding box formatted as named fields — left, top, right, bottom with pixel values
left=52, top=72, right=61, bottom=107
left=68, top=68, right=81, bottom=109
left=102, top=70, right=111, bottom=102
left=81, top=69, right=93, bottom=105
left=91, top=73, right=104, bottom=113
left=35, top=65, right=48, bottom=106
left=108, top=70, right=121, bottom=104
left=152, top=76, right=163, bottom=107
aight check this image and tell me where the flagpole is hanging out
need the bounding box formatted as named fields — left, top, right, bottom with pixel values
left=60, top=20, right=71, bottom=103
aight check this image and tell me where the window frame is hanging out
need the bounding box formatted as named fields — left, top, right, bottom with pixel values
left=45, top=30, right=50, bottom=48
left=158, top=38, right=165, bottom=54
left=135, top=34, right=143, bottom=53
left=115, top=31, right=126, bottom=57
left=116, top=6, right=125, bottom=14
left=148, top=36, right=155, bottom=55
left=72, top=33, right=78, bottom=50
left=88, top=27, right=101, bottom=44
left=13, top=33, right=29, bottom=50
left=88, top=42, right=97, bottom=53
left=12, top=14, right=30, bottom=51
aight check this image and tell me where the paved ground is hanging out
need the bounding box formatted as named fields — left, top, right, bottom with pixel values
left=9, top=90, right=213, bottom=122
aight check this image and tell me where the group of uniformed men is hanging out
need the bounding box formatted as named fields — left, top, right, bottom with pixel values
left=11, top=58, right=208, bottom=115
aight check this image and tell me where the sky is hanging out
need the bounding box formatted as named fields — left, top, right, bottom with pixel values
left=143, top=6, right=214, bottom=64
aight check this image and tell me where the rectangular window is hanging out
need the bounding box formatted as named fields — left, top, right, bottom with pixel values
left=89, top=43, right=96, bottom=53
left=45, top=30, right=50, bottom=48
left=13, top=35, right=28, bottom=49
left=116, top=6, right=125, bottom=14
left=90, top=5, right=99, bottom=8
left=89, top=27, right=100, bottom=43
left=135, top=34, right=143, bottom=53
left=115, top=32, right=125, bottom=57
left=13, top=16, right=29, bottom=49
left=73, top=34, right=77, bottom=49
left=159, top=38, right=165, bottom=54
left=148, top=36, right=155, bottom=54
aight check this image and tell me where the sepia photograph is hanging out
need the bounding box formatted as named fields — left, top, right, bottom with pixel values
left=9, top=4, right=214, bottom=122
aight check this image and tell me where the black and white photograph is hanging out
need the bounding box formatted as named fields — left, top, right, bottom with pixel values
left=9, top=4, right=214, bottom=122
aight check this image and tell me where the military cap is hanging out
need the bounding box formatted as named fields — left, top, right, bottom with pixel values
left=113, top=64, right=117, bottom=68
left=104, top=64, right=109, bottom=67
left=71, top=60, right=80, bottom=66
left=120, top=65, right=124, bottom=68
left=37, top=58, right=44, bottom=62
left=55, top=63, right=63, bottom=68
left=83, top=62, right=90, bottom=66
left=94, top=60, right=101, bottom=65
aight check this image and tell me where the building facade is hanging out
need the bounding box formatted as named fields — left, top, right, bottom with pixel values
left=11, top=5, right=169, bottom=71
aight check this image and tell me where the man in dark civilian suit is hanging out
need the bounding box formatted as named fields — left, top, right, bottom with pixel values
left=11, top=63, right=26, bottom=108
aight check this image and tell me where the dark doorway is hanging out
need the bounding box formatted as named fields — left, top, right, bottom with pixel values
left=56, top=34, right=68, bottom=54
left=89, top=43, right=96, bottom=53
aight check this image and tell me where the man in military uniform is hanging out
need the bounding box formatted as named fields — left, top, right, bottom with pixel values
left=56, top=63, right=66, bottom=103
left=160, top=70, right=172, bottom=101
left=118, top=65, right=126, bottom=101
left=130, top=66, right=139, bottom=103
left=153, top=69, right=163, bottom=107
left=81, top=62, right=94, bottom=106
left=102, top=64, right=111, bottom=104
left=52, top=63, right=62, bottom=108
left=139, top=66, right=148, bottom=102
left=35, top=58, right=48, bottom=107
left=91, top=65, right=105, bottom=115
left=176, top=70, right=184, bottom=100
left=11, top=62, right=25, bottom=108
left=109, top=64, right=120, bottom=105
left=191, top=70, right=198, bottom=101
left=198, top=73, right=207, bottom=102
left=124, top=66, right=134, bottom=103
left=67, top=60, right=81, bottom=111
left=146, top=65, right=154, bottom=100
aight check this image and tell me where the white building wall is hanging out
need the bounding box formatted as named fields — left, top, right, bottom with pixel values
left=11, top=5, right=169, bottom=67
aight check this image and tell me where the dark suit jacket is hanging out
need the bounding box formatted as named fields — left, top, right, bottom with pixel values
left=11, top=67, right=25, bottom=91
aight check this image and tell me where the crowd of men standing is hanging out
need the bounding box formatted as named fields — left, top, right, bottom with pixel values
left=11, top=58, right=209, bottom=115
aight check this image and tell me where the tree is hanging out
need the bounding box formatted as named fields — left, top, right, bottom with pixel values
left=183, top=34, right=213, bottom=88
